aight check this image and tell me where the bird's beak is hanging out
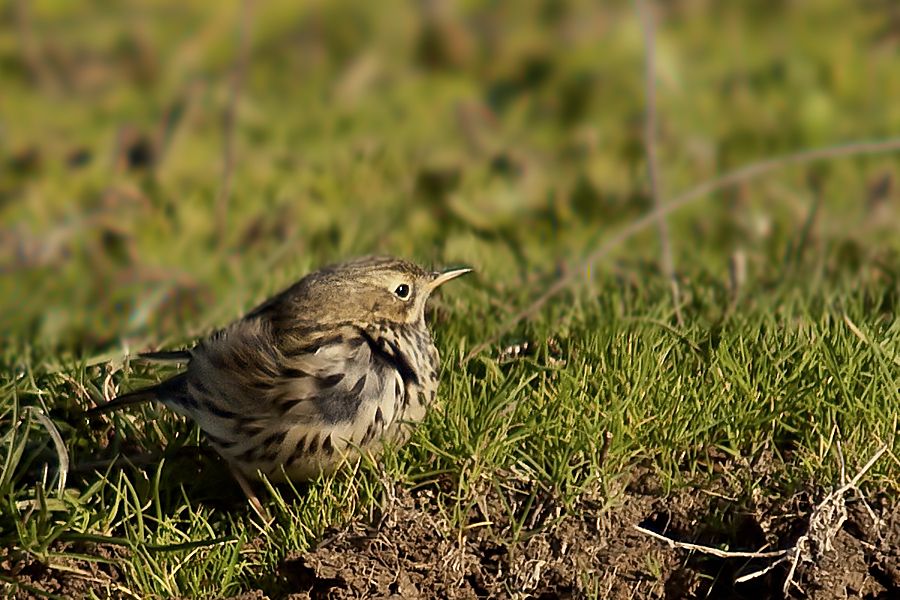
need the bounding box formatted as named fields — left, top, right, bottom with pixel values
left=428, top=267, right=472, bottom=291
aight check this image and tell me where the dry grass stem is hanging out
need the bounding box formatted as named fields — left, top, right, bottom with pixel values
left=633, top=524, right=787, bottom=559
left=636, top=0, right=682, bottom=325
left=215, top=0, right=254, bottom=248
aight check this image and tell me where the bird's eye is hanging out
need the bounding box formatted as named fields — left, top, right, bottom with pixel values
left=394, top=283, right=411, bottom=299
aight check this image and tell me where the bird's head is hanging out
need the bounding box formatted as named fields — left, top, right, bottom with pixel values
left=302, top=256, right=471, bottom=326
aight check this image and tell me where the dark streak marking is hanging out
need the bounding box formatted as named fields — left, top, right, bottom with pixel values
left=361, top=421, right=376, bottom=446
left=313, top=373, right=366, bottom=424
left=177, top=395, right=199, bottom=410
left=357, top=328, right=420, bottom=388
left=206, top=402, right=238, bottom=419
left=320, top=373, right=345, bottom=389
left=279, top=397, right=307, bottom=412
left=351, top=375, right=366, bottom=396
left=322, top=434, right=333, bottom=455
left=263, top=430, right=287, bottom=448
left=288, top=435, right=307, bottom=463
left=258, top=448, right=279, bottom=464
left=282, top=366, right=315, bottom=379
left=252, top=379, right=276, bottom=391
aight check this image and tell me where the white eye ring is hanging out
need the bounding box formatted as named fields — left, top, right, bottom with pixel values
left=394, top=283, right=411, bottom=300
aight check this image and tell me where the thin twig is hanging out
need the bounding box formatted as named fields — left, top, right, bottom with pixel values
left=462, top=136, right=900, bottom=363
left=215, top=0, right=254, bottom=248
left=836, top=436, right=846, bottom=487
left=636, top=0, right=682, bottom=325
left=633, top=524, right=787, bottom=559
left=734, top=556, right=789, bottom=583
left=838, top=444, right=887, bottom=493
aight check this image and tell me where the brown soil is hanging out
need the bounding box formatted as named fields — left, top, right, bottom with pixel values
left=1, top=541, right=128, bottom=599
left=4, top=471, right=899, bottom=599
left=265, top=473, right=900, bottom=600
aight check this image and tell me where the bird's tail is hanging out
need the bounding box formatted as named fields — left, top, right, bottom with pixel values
left=137, top=350, right=191, bottom=363
left=84, top=373, right=189, bottom=417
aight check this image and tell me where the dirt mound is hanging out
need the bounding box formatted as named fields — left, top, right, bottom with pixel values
left=270, top=476, right=900, bottom=599
left=2, top=541, right=127, bottom=599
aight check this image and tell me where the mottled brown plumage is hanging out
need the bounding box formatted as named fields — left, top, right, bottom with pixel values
left=88, top=256, right=470, bottom=484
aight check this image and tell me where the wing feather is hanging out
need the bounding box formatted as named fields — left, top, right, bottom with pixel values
left=184, top=318, right=378, bottom=431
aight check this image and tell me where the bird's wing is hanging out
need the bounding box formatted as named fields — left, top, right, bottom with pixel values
left=184, top=317, right=384, bottom=433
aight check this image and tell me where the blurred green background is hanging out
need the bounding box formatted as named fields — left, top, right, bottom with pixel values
left=1, top=0, right=898, bottom=357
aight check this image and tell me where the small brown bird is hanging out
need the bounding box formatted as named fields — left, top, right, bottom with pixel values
left=88, top=256, right=470, bottom=508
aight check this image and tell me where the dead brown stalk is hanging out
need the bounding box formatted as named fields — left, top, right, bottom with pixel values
left=215, top=0, right=254, bottom=248
left=636, top=0, right=682, bottom=325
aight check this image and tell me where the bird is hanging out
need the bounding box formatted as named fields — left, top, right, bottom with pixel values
left=86, top=256, right=470, bottom=513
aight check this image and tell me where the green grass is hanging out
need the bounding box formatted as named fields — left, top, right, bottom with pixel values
left=2, top=0, right=900, bottom=597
